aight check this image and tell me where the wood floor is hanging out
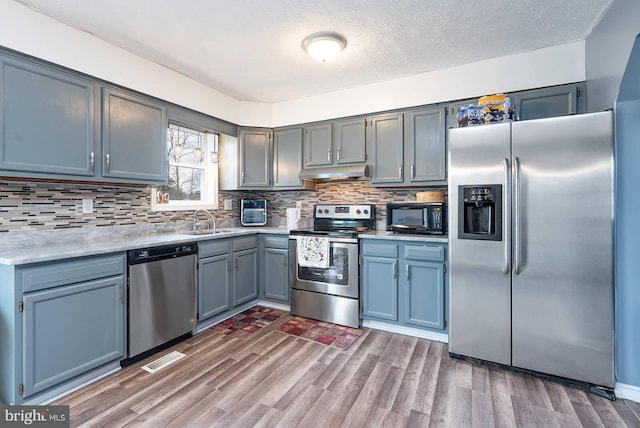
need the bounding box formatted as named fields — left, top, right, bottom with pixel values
left=56, top=314, right=640, bottom=428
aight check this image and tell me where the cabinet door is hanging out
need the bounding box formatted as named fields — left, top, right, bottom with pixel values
left=334, top=118, right=366, bottom=164
left=239, top=128, right=272, bottom=187
left=233, top=248, right=258, bottom=306
left=513, top=84, right=583, bottom=121
left=273, top=128, right=303, bottom=188
left=101, top=88, right=167, bottom=183
left=22, top=276, right=125, bottom=398
left=403, top=260, right=445, bottom=330
left=263, top=248, right=289, bottom=302
left=405, top=107, right=446, bottom=183
left=0, top=57, right=95, bottom=177
left=303, top=123, right=332, bottom=167
left=369, top=113, right=404, bottom=185
left=198, top=254, right=232, bottom=321
left=362, top=256, right=398, bottom=321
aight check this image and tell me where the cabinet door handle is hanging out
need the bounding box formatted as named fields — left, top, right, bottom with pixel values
left=235, top=258, right=239, bottom=271
left=105, top=154, right=110, bottom=172
left=393, top=262, right=397, bottom=279
left=327, top=149, right=332, bottom=162
left=398, top=165, right=402, bottom=179
left=241, top=171, right=245, bottom=183
left=410, top=164, right=415, bottom=178
left=406, top=265, right=410, bottom=281
left=227, top=259, right=232, bottom=272
left=337, top=147, right=341, bottom=161
left=90, top=152, right=95, bottom=172
left=119, top=285, right=124, bottom=304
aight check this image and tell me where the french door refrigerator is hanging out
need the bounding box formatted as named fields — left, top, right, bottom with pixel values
left=448, top=111, right=614, bottom=393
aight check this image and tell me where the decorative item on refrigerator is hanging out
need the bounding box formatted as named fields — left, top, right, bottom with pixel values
left=296, top=236, right=330, bottom=268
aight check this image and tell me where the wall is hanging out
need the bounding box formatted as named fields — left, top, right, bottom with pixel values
left=613, top=34, right=640, bottom=392
left=0, top=179, right=444, bottom=232
left=585, top=0, right=640, bottom=112
left=0, top=1, right=585, bottom=128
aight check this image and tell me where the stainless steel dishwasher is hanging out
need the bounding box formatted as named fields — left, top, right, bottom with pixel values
left=125, top=242, right=198, bottom=364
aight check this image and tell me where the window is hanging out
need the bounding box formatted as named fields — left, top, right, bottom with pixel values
left=151, top=123, right=218, bottom=211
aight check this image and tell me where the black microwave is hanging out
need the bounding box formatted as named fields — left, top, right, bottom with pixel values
left=386, top=203, right=446, bottom=235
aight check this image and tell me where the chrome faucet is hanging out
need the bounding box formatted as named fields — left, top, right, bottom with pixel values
left=192, top=209, right=216, bottom=233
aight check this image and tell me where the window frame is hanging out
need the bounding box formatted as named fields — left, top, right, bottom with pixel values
left=151, top=123, right=219, bottom=212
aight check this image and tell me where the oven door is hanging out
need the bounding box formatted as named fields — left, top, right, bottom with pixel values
left=289, top=237, right=359, bottom=299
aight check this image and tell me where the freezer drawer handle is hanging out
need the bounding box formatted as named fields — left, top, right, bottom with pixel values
left=504, top=158, right=511, bottom=275
left=514, top=156, right=522, bottom=275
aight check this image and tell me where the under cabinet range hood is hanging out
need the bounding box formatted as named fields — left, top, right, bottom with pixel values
left=298, top=164, right=369, bottom=180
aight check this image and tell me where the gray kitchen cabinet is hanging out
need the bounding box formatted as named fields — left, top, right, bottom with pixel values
left=198, top=253, right=232, bottom=320
left=361, top=239, right=447, bottom=332
left=23, top=276, right=125, bottom=398
left=404, top=107, right=446, bottom=184
left=513, top=83, right=585, bottom=121
left=233, top=248, right=258, bottom=306
left=369, top=113, right=404, bottom=185
left=0, top=253, right=126, bottom=405
left=261, top=235, right=290, bottom=303
left=101, top=87, right=168, bottom=184
left=273, top=128, right=304, bottom=189
left=303, top=123, right=333, bottom=167
left=239, top=128, right=272, bottom=188
left=402, top=260, right=445, bottom=329
left=333, top=118, right=366, bottom=164
left=198, top=236, right=258, bottom=322
left=0, top=54, right=95, bottom=177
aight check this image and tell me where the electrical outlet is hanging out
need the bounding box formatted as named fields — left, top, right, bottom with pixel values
left=296, top=201, right=302, bottom=209
left=224, top=199, right=233, bottom=210
left=82, top=198, right=94, bottom=214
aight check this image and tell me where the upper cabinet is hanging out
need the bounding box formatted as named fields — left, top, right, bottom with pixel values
left=303, top=123, right=332, bottom=167
left=302, top=119, right=366, bottom=168
left=0, top=51, right=169, bottom=185
left=273, top=128, right=304, bottom=189
left=0, top=55, right=95, bottom=177
left=333, top=118, right=366, bottom=164
left=512, top=83, right=585, bottom=121
left=404, top=107, right=446, bottom=184
left=369, top=107, right=446, bottom=187
left=369, top=113, right=404, bottom=185
left=238, top=128, right=272, bottom=188
left=101, top=88, right=167, bottom=184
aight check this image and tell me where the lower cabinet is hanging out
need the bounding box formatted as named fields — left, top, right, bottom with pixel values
left=361, top=239, right=448, bottom=332
left=198, top=236, right=258, bottom=322
left=261, top=235, right=290, bottom=303
left=0, top=253, right=126, bottom=405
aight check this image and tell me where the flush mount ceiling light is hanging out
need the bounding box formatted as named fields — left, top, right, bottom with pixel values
left=303, top=33, right=346, bottom=63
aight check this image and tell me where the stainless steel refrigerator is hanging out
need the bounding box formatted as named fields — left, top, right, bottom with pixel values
left=448, top=111, right=614, bottom=390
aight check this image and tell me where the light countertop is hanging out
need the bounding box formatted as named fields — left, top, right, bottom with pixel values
left=1, top=224, right=448, bottom=266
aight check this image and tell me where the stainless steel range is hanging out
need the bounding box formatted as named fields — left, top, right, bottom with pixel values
left=289, top=204, right=375, bottom=328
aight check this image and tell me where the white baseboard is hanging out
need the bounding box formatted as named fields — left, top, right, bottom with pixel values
left=362, top=320, right=449, bottom=343
left=615, top=382, right=640, bottom=403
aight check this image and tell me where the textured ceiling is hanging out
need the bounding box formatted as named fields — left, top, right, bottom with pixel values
left=16, top=0, right=613, bottom=103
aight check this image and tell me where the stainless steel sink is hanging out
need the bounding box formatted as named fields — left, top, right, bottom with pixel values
left=181, top=230, right=221, bottom=235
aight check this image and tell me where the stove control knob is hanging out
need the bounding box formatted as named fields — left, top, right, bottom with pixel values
left=364, top=209, right=369, bottom=215
left=324, top=209, right=329, bottom=214
left=356, top=209, right=361, bottom=214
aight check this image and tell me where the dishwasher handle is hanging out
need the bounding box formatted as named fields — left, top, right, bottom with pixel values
left=128, top=243, right=198, bottom=265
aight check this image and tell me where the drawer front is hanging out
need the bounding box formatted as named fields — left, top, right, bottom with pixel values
left=199, top=239, right=232, bottom=258
left=263, top=235, right=289, bottom=249
left=362, top=241, right=398, bottom=258
left=20, top=254, right=125, bottom=293
left=403, top=244, right=445, bottom=262
left=233, top=236, right=258, bottom=252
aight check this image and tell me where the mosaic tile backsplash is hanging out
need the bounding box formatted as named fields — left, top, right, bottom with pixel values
left=0, top=178, right=446, bottom=232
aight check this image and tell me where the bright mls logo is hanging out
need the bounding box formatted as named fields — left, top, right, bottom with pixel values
left=1, top=405, right=69, bottom=427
